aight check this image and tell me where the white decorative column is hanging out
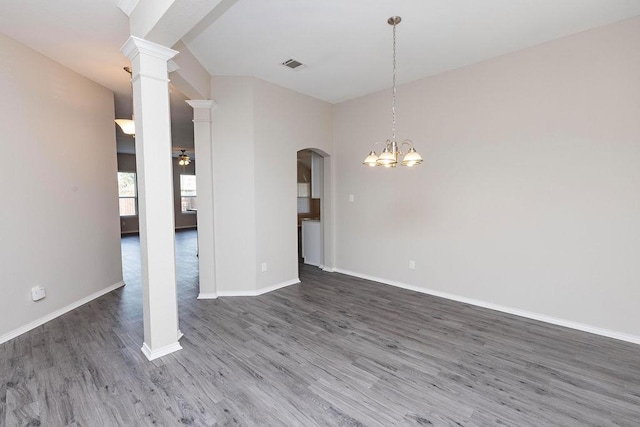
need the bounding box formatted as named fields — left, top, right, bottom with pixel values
left=121, top=36, right=182, bottom=360
left=186, top=100, right=218, bottom=299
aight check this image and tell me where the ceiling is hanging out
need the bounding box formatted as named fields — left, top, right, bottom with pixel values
left=1, top=0, right=640, bottom=148
left=186, top=0, right=640, bottom=103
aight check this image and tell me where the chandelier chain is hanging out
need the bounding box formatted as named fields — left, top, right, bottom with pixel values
left=391, top=20, right=397, bottom=144
left=361, top=15, right=423, bottom=168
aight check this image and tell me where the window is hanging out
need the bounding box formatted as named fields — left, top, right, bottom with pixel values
left=117, top=172, right=137, bottom=216
left=180, top=174, right=197, bottom=213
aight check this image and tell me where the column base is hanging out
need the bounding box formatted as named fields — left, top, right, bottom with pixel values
left=141, top=341, right=183, bottom=361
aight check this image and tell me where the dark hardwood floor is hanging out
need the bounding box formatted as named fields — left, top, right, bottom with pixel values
left=1, top=229, right=639, bottom=426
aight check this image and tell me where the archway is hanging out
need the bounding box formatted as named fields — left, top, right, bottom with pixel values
left=296, top=148, right=333, bottom=277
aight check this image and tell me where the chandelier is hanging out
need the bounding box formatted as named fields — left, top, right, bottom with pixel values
left=363, top=16, right=423, bottom=168
left=178, top=150, right=191, bottom=166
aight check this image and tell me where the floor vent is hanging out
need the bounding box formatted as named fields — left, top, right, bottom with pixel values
left=282, top=58, right=305, bottom=70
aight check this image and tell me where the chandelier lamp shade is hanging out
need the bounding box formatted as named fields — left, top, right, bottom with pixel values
left=178, top=150, right=191, bottom=166
left=363, top=16, right=423, bottom=168
left=115, top=66, right=136, bottom=136
left=115, top=118, right=135, bottom=135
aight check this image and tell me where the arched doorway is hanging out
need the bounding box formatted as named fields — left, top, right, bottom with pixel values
left=296, top=148, right=333, bottom=275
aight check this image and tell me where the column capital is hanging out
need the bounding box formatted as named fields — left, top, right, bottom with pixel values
left=120, top=36, right=178, bottom=62
left=186, top=100, right=217, bottom=110
left=186, top=100, right=217, bottom=122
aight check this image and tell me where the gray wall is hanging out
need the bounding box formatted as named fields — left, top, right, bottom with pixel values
left=211, top=76, right=334, bottom=293
left=333, top=17, right=640, bottom=341
left=0, top=34, right=123, bottom=341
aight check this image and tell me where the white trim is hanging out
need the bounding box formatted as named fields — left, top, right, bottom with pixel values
left=167, top=60, right=180, bottom=73
left=121, top=226, right=196, bottom=234
left=217, top=278, right=300, bottom=297
left=186, top=100, right=217, bottom=110
left=197, top=292, right=218, bottom=299
left=321, top=266, right=336, bottom=273
left=141, top=341, right=183, bottom=361
left=0, top=281, right=125, bottom=345
left=256, top=278, right=300, bottom=295
left=121, top=36, right=179, bottom=62
left=117, top=0, right=139, bottom=16
left=334, top=269, right=640, bottom=346
left=217, top=289, right=256, bottom=297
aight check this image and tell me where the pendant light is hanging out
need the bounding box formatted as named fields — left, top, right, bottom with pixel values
left=115, top=67, right=135, bottom=136
left=178, top=150, right=191, bottom=166
left=363, top=16, right=423, bottom=168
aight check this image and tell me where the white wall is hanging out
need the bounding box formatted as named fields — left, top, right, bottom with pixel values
left=253, top=78, right=333, bottom=288
left=0, top=34, right=123, bottom=341
left=211, top=76, right=333, bottom=293
left=334, top=17, right=640, bottom=340
left=211, top=76, right=257, bottom=293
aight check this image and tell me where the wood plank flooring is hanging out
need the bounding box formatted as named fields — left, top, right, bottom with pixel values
left=1, top=229, right=639, bottom=426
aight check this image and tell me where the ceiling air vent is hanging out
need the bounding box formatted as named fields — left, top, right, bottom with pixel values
left=282, top=58, right=305, bottom=70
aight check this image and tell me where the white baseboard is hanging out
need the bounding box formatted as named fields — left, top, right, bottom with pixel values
left=217, top=278, right=300, bottom=297
left=197, top=293, right=218, bottom=299
left=216, top=289, right=256, bottom=297
left=0, top=281, right=125, bottom=345
left=121, top=226, right=196, bottom=235
left=334, top=269, right=640, bottom=346
left=141, top=341, right=183, bottom=361
left=256, top=278, right=300, bottom=295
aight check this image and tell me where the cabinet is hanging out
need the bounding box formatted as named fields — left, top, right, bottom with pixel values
left=302, top=219, right=321, bottom=266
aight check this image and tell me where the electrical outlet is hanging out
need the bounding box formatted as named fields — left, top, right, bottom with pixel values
left=31, top=286, right=46, bottom=301
left=409, top=260, right=416, bottom=270
left=349, top=194, right=355, bottom=202
left=261, top=262, right=268, bottom=272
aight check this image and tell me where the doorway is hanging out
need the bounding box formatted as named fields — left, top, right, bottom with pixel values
left=297, top=149, right=324, bottom=267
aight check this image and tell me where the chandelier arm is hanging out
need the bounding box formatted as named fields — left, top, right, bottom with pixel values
left=399, top=139, right=414, bottom=154
left=369, top=141, right=386, bottom=152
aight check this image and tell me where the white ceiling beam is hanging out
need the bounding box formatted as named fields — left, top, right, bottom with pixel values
left=117, top=0, right=140, bottom=17
left=170, top=41, right=211, bottom=100
left=128, top=0, right=226, bottom=49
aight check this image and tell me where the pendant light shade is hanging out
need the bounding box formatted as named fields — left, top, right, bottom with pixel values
left=115, top=67, right=136, bottom=136
left=401, top=147, right=423, bottom=167
left=115, top=118, right=135, bottom=135
left=377, top=145, right=397, bottom=167
left=363, top=151, right=379, bottom=167
left=178, top=150, right=191, bottom=166
left=362, top=16, right=423, bottom=168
